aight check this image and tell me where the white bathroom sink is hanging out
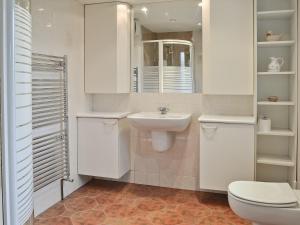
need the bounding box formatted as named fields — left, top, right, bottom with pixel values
left=127, top=112, right=192, bottom=132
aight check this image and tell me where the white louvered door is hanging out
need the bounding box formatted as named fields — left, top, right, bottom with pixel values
left=2, top=2, right=34, bottom=224
left=14, top=4, right=34, bottom=225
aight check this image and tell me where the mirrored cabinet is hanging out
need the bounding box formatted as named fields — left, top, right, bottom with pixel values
left=131, top=0, right=202, bottom=93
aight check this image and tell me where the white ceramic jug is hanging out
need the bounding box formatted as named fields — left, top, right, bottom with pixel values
left=268, top=57, right=284, bottom=72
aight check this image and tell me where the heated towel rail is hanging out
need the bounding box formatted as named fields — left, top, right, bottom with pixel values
left=32, top=53, right=70, bottom=193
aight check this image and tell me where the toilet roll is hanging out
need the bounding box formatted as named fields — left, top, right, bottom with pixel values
left=258, top=117, right=271, bottom=132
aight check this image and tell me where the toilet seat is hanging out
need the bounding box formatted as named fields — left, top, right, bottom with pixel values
left=228, top=181, right=299, bottom=208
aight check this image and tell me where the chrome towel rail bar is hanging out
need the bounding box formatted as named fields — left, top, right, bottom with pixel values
left=32, top=53, right=71, bottom=193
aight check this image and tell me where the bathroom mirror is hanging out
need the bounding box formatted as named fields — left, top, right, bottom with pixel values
left=131, top=0, right=202, bottom=93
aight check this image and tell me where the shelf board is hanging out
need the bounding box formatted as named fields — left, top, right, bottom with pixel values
left=257, top=10, right=295, bottom=19
left=257, top=153, right=295, bottom=167
left=257, top=101, right=295, bottom=106
left=257, top=41, right=295, bottom=47
left=257, top=129, right=294, bottom=137
left=257, top=71, right=295, bottom=76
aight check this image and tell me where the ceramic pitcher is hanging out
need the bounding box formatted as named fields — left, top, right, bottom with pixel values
left=268, top=57, right=284, bottom=72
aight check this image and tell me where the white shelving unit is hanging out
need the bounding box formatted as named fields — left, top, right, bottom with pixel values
left=258, top=40, right=295, bottom=47
left=257, top=153, right=295, bottom=167
left=257, top=129, right=295, bottom=137
left=257, top=9, right=295, bottom=19
left=257, top=71, right=296, bottom=76
left=257, top=101, right=295, bottom=106
left=255, top=0, right=298, bottom=187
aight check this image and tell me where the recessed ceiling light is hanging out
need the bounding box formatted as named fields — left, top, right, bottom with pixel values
left=46, top=23, right=52, bottom=28
left=141, top=7, right=148, bottom=14
left=197, top=22, right=202, bottom=26
left=169, top=19, right=177, bottom=23
left=37, top=8, right=45, bottom=12
left=198, top=2, right=203, bottom=7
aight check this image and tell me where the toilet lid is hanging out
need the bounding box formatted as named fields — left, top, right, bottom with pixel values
left=228, top=181, right=298, bottom=207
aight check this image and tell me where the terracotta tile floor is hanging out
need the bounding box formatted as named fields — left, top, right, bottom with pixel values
left=34, top=180, right=250, bottom=225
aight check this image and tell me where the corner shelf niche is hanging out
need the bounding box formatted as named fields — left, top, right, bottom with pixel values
left=255, top=0, right=298, bottom=187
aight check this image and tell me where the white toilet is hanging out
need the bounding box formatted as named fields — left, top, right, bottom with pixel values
left=228, top=181, right=300, bottom=225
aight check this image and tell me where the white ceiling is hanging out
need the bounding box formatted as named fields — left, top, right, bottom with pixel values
left=79, top=0, right=202, bottom=33
left=134, top=0, right=202, bottom=33
left=80, top=0, right=182, bottom=4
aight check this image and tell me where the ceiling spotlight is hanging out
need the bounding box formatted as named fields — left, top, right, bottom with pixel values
left=141, top=7, right=148, bottom=14
left=197, top=22, right=202, bottom=26
left=37, top=8, right=45, bottom=12
left=46, top=23, right=52, bottom=28
left=198, top=2, right=203, bottom=7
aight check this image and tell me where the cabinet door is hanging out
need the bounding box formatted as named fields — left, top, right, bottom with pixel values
left=200, top=123, right=255, bottom=191
left=78, top=118, right=119, bottom=178
left=85, top=3, right=117, bottom=93
left=85, top=3, right=131, bottom=94
left=202, top=0, right=254, bottom=95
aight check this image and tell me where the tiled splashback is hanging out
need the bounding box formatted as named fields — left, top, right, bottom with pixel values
left=92, top=93, right=253, bottom=190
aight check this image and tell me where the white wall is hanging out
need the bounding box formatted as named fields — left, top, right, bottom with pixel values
left=30, top=0, right=255, bottom=214
left=31, top=0, right=92, bottom=216
left=93, top=94, right=253, bottom=190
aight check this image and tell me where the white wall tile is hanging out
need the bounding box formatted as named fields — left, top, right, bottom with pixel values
left=92, top=93, right=253, bottom=191
left=145, top=173, right=160, bottom=186
left=134, top=171, right=147, bottom=185
left=32, top=0, right=92, bottom=215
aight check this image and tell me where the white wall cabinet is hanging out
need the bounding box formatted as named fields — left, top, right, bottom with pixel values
left=77, top=117, right=130, bottom=179
left=199, top=116, right=255, bottom=192
left=85, top=3, right=131, bottom=93
left=202, top=0, right=254, bottom=95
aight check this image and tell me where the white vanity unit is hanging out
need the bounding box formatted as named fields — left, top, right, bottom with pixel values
left=199, top=115, right=256, bottom=192
left=77, top=112, right=130, bottom=179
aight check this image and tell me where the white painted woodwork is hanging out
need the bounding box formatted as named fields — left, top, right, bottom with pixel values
left=257, top=129, right=294, bottom=137
left=202, top=0, right=254, bottom=95
left=257, top=101, right=295, bottom=106
left=77, top=117, right=130, bottom=179
left=257, top=10, right=295, bottom=19
left=84, top=3, right=131, bottom=93
left=199, top=121, right=255, bottom=192
left=255, top=0, right=298, bottom=187
left=257, top=153, right=294, bottom=167
left=257, top=71, right=295, bottom=76
left=257, top=40, right=295, bottom=47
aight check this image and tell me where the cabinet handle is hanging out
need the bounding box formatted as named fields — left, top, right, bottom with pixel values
left=201, top=124, right=218, bottom=130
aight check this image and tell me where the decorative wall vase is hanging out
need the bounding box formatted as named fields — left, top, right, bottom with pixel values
left=268, top=57, right=284, bottom=72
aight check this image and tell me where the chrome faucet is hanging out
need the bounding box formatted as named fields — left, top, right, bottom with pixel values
left=158, top=106, right=169, bottom=115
